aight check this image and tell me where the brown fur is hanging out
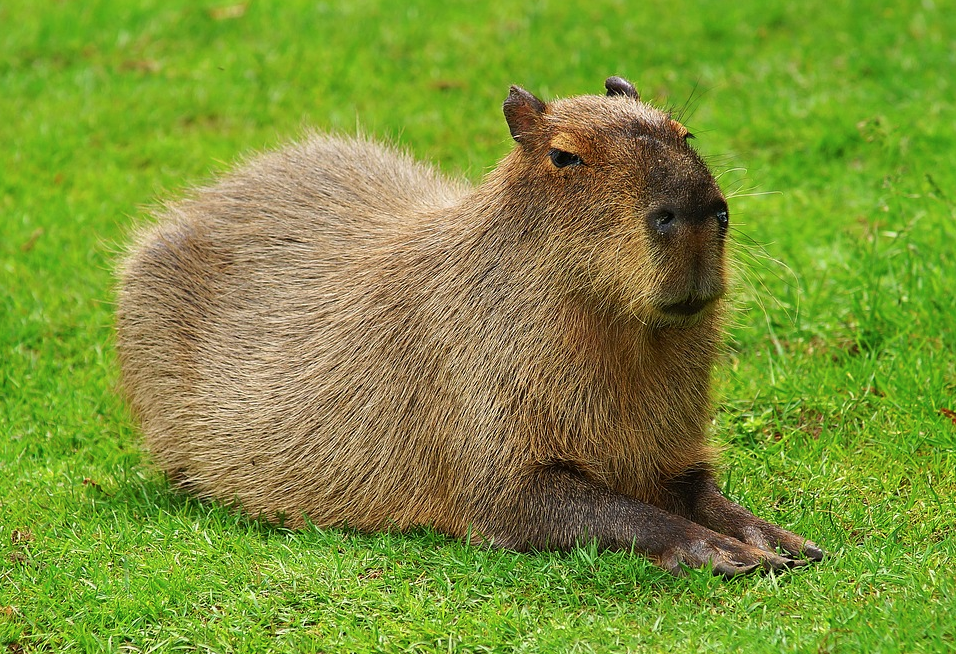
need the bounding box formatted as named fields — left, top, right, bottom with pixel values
left=116, top=77, right=822, bottom=575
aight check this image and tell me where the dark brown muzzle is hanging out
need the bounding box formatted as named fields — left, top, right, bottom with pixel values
left=643, top=169, right=729, bottom=319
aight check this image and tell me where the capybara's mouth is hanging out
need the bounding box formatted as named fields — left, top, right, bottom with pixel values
left=660, top=296, right=713, bottom=317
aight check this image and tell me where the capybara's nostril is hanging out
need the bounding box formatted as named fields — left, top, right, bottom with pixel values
left=648, top=208, right=678, bottom=236
left=714, top=207, right=729, bottom=236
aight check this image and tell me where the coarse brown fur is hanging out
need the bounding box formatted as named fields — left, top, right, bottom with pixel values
left=116, top=77, right=823, bottom=576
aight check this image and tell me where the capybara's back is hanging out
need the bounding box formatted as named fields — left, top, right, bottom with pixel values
left=117, top=134, right=473, bottom=529
left=117, top=78, right=823, bottom=575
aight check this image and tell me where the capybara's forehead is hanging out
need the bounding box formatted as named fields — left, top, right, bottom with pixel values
left=544, top=94, right=680, bottom=141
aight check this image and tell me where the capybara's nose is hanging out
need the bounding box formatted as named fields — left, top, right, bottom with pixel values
left=645, top=200, right=729, bottom=239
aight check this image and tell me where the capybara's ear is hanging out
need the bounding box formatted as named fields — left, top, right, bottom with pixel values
left=605, top=76, right=639, bottom=100
left=503, top=85, right=546, bottom=146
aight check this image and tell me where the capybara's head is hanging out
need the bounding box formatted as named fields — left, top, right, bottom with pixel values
left=502, top=76, right=728, bottom=327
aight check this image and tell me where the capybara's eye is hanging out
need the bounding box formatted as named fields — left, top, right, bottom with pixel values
left=549, top=149, right=583, bottom=168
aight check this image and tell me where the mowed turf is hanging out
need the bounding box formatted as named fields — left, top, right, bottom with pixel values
left=2, top=0, right=954, bottom=651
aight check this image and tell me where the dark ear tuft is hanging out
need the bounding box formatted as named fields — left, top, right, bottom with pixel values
left=503, top=85, right=546, bottom=145
left=605, top=76, right=639, bottom=100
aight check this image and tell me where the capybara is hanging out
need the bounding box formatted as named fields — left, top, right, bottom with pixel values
left=116, top=76, right=823, bottom=575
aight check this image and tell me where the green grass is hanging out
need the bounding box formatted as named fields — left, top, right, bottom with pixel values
left=2, top=0, right=955, bottom=651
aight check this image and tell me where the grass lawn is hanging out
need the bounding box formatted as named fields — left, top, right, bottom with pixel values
left=2, top=0, right=955, bottom=651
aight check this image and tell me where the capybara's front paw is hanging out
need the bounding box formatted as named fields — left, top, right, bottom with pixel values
left=733, top=521, right=826, bottom=564
left=657, top=529, right=802, bottom=577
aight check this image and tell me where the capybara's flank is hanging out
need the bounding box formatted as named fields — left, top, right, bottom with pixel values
left=116, top=76, right=823, bottom=576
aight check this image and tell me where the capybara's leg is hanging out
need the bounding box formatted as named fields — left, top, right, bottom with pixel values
left=479, top=465, right=796, bottom=576
left=660, top=467, right=825, bottom=563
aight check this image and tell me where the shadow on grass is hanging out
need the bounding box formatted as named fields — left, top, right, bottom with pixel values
left=101, top=467, right=810, bottom=597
